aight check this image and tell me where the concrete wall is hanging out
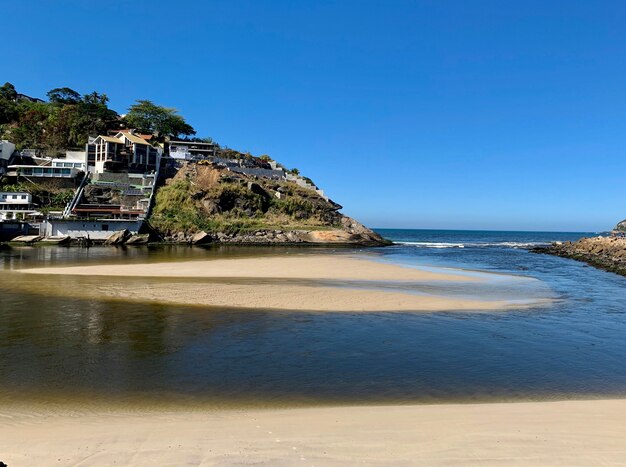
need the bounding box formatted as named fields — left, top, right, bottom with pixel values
left=0, top=141, right=15, bottom=161
left=0, top=221, right=31, bottom=241
left=41, top=219, right=143, bottom=240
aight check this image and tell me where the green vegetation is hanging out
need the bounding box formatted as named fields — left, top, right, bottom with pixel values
left=150, top=170, right=340, bottom=236
left=125, top=100, right=195, bottom=140
left=0, top=179, right=74, bottom=211
left=151, top=179, right=268, bottom=234
left=0, top=82, right=196, bottom=150
left=0, top=83, right=118, bottom=150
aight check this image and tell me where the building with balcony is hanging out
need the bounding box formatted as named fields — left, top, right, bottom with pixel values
left=91, top=131, right=161, bottom=174
left=0, top=192, right=38, bottom=221
left=167, top=140, right=217, bottom=160
left=7, top=164, right=81, bottom=178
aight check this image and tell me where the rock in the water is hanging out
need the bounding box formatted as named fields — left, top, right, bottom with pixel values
left=533, top=235, right=626, bottom=277
left=126, top=233, right=150, bottom=245
left=191, top=230, right=211, bottom=244
left=104, top=229, right=131, bottom=245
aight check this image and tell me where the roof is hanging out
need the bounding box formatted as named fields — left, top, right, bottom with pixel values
left=115, top=132, right=150, bottom=146
left=119, top=130, right=153, bottom=140
left=95, top=135, right=123, bottom=144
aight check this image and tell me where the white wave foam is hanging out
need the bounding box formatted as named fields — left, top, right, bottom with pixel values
left=397, top=242, right=466, bottom=248
left=396, top=241, right=548, bottom=249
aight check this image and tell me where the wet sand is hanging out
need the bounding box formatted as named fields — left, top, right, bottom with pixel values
left=20, top=254, right=479, bottom=282
left=1, top=399, right=625, bottom=466
left=17, top=254, right=533, bottom=312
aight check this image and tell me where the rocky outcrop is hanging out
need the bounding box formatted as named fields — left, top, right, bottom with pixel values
left=125, top=233, right=150, bottom=245
left=104, top=229, right=131, bottom=245
left=614, top=219, right=626, bottom=232
left=160, top=226, right=389, bottom=246
left=150, top=161, right=389, bottom=246
left=191, top=231, right=211, bottom=245
left=533, top=236, right=626, bottom=276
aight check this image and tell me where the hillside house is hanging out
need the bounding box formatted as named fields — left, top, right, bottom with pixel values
left=91, top=131, right=161, bottom=174
left=167, top=140, right=217, bottom=160
left=0, top=192, right=38, bottom=221
left=7, top=164, right=81, bottom=179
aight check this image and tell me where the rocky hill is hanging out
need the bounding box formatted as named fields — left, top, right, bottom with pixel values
left=149, top=161, right=388, bottom=245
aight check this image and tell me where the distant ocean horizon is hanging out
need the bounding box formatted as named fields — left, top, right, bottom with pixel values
left=373, top=228, right=597, bottom=250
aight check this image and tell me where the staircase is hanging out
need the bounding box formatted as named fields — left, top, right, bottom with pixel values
left=62, top=171, right=91, bottom=218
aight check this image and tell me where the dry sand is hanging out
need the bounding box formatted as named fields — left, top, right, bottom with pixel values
left=1, top=399, right=625, bottom=466
left=16, top=254, right=529, bottom=312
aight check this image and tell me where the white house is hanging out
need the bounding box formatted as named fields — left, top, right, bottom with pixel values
left=0, top=192, right=38, bottom=221
left=51, top=150, right=88, bottom=172
left=7, top=164, right=81, bottom=178
left=41, top=218, right=143, bottom=240
left=167, top=140, right=217, bottom=160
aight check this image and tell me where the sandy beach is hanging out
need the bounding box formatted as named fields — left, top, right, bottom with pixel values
left=16, top=254, right=534, bottom=312
left=1, top=399, right=625, bottom=466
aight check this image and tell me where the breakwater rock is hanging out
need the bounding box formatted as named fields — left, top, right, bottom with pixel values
left=533, top=236, right=626, bottom=276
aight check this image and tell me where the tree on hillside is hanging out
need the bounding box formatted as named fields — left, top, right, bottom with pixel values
left=9, top=101, right=51, bottom=148
left=47, top=87, right=82, bottom=105
left=82, top=91, right=109, bottom=106
left=2, top=84, right=120, bottom=149
left=0, top=82, right=18, bottom=101
left=73, top=92, right=119, bottom=141
left=0, top=82, right=19, bottom=125
left=125, top=100, right=196, bottom=139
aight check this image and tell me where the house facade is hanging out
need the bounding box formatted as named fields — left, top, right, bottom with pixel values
left=0, top=192, right=38, bottom=220
left=91, top=131, right=161, bottom=174
left=7, top=164, right=81, bottom=178
left=167, top=140, right=217, bottom=160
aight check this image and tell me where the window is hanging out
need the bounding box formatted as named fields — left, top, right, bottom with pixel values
left=102, top=224, right=109, bottom=231
left=21, top=195, right=26, bottom=199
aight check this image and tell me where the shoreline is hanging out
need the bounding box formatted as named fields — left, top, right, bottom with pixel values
left=2, top=399, right=625, bottom=465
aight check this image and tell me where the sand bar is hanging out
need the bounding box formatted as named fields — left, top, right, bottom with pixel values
left=13, top=254, right=536, bottom=312
left=20, top=254, right=479, bottom=282
left=1, top=399, right=625, bottom=465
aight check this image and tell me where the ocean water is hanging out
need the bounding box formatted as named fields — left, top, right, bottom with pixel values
left=1, top=229, right=626, bottom=408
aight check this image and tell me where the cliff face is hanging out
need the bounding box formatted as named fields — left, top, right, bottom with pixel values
left=149, top=162, right=388, bottom=246
left=534, top=236, right=626, bottom=276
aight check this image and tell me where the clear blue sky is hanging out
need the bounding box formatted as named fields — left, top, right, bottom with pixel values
left=3, top=0, right=626, bottom=231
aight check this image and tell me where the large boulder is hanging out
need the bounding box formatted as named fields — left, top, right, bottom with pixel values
left=191, top=230, right=211, bottom=245
left=104, top=229, right=131, bottom=245
left=125, top=233, right=150, bottom=245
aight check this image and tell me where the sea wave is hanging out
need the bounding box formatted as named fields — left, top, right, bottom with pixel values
left=396, top=241, right=548, bottom=249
